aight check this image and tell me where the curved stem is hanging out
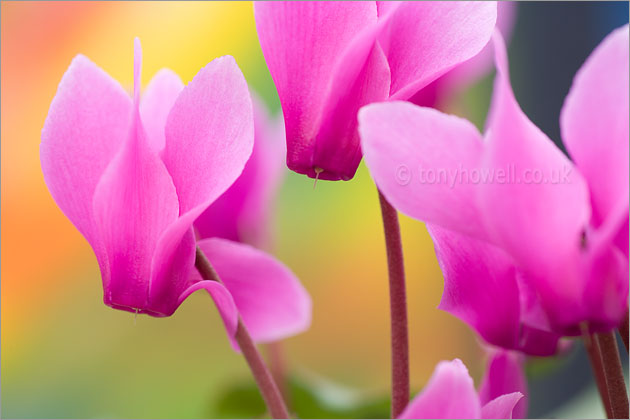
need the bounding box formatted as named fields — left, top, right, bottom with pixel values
left=195, top=247, right=290, bottom=419
left=597, top=331, right=629, bottom=419
left=378, top=189, right=410, bottom=418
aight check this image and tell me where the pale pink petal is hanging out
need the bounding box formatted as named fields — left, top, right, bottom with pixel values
left=195, top=238, right=312, bottom=344
left=425, top=1, right=518, bottom=101
left=254, top=1, right=384, bottom=180
left=359, top=101, right=487, bottom=239
left=380, top=1, right=497, bottom=100
left=195, top=95, right=286, bottom=248
left=140, top=68, right=184, bottom=154
left=399, top=359, right=481, bottom=419
left=479, top=350, right=528, bottom=419
left=428, top=225, right=521, bottom=350
left=150, top=56, right=254, bottom=303
left=561, top=25, right=629, bottom=234
left=479, top=31, right=591, bottom=278
left=163, top=55, right=253, bottom=216
left=178, top=279, right=239, bottom=345
left=481, top=393, right=524, bottom=419
left=92, top=40, right=180, bottom=314
left=40, top=54, right=132, bottom=257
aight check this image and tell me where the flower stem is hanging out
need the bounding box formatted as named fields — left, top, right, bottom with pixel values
left=597, top=331, right=629, bottom=419
left=267, top=342, right=289, bottom=404
left=195, top=247, right=290, bottom=419
left=619, top=310, right=629, bottom=353
left=377, top=189, right=410, bottom=418
left=584, top=333, right=614, bottom=418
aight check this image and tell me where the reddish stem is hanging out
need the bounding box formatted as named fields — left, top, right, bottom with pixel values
left=597, top=331, right=629, bottom=419
left=378, top=190, right=410, bottom=418
left=584, top=333, right=614, bottom=418
left=619, top=311, right=629, bottom=353
left=195, top=247, right=290, bottom=419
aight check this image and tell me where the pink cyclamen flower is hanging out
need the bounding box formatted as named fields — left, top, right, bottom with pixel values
left=255, top=1, right=497, bottom=181
left=195, top=95, right=286, bottom=249
left=359, top=26, right=629, bottom=337
left=399, top=355, right=524, bottom=419
left=40, top=39, right=311, bottom=346
left=411, top=1, right=517, bottom=109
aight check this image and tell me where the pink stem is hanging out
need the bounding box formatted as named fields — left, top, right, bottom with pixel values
left=195, top=247, right=290, bottom=419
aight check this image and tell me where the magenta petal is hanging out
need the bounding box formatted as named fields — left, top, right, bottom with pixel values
left=479, top=31, right=591, bottom=276
left=481, top=393, right=524, bottom=420
left=163, top=55, right=254, bottom=217
left=254, top=2, right=382, bottom=180
left=359, top=101, right=487, bottom=239
left=428, top=225, right=521, bottom=350
left=400, top=359, right=481, bottom=419
left=92, top=41, right=180, bottom=314
left=195, top=96, right=286, bottom=247
left=381, top=1, right=497, bottom=100
left=195, top=238, right=311, bottom=344
left=561, top=25, right=629, bottom=233
left=479, top=350, right=528, bottom=419
left=178, top=279, right=239, bottom=345
left=150, top=56, right=254, bottom=304
left=40, top=54, right=133, bottom=255
left=140, top=68, right=184, bottom=154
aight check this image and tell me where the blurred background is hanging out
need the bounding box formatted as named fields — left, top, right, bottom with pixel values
left=1, top=1, right=628, bottom=418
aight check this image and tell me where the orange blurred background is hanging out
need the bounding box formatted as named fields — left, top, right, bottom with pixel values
left=2, top=2, right=485, bottom=417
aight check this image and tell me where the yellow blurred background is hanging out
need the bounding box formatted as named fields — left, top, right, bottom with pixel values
left=1, top=2, right=481, bottom=417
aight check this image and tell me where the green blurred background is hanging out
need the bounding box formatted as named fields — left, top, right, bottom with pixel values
left=1, top=2, right=628, bottom=418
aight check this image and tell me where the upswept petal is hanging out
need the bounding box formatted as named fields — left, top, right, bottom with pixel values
left=92, top=40, right=179, bottom=314
left=40, top=54, right=133, bottom=257
left=140, top=68, right=184, bottom=154
left=480, top=393, right=524, bottom=419
left=254, top=1, right=380, bottom=180
left=359, top=101, right=487, bottom=239
left=380, top=1, right=497, bottom=100
left=194, top=238, right=312, bottom=346
left=479, top=31, right=591, bottom=277
left=560, top=25, right=629, bottom=235
left=195, top=95, right=286, bottom=248
left=150, top=56, right=254, bottom=303
left=479, top=350, right=528, bottom=419
left=428, top=225, right=521, bottom=350
left=399, top=359, right=481, bottom=419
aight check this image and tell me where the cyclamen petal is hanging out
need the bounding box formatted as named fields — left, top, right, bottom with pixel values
left=195, top=95, right=286, bottom=248
left=255, top=1, right=497, bottom=181
left=399, top=359, right=481, bottom=419
left=479, top=350, right=528, bottom=419
left=359, top=102, right=487, bottom=239
left=140, top=68, right=184, bottom=154
left=40, top=54, right=133, bottom=274
left=194, top=238, right=312, bottom=350
left=360, top=28, right=629, bottom=337
left=561, top=24, right=630, bottom=252
left=399, top=358, right=524, bottom=419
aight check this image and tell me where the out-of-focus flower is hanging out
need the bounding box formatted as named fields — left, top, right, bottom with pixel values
left=398, top=356, right=524, bottom=419
left=359, top=26, right=629, bottom=336
left=479, top=349, right=528, bottom=419
left=195, top=96, right=286, bottom=250
left=255, top=1, right=497, bottom=181
left=410, top=1, right=517, bottom=109
left=40, top=39, right=310, bottom=346
left=428, top=224, right=560, bottom=356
